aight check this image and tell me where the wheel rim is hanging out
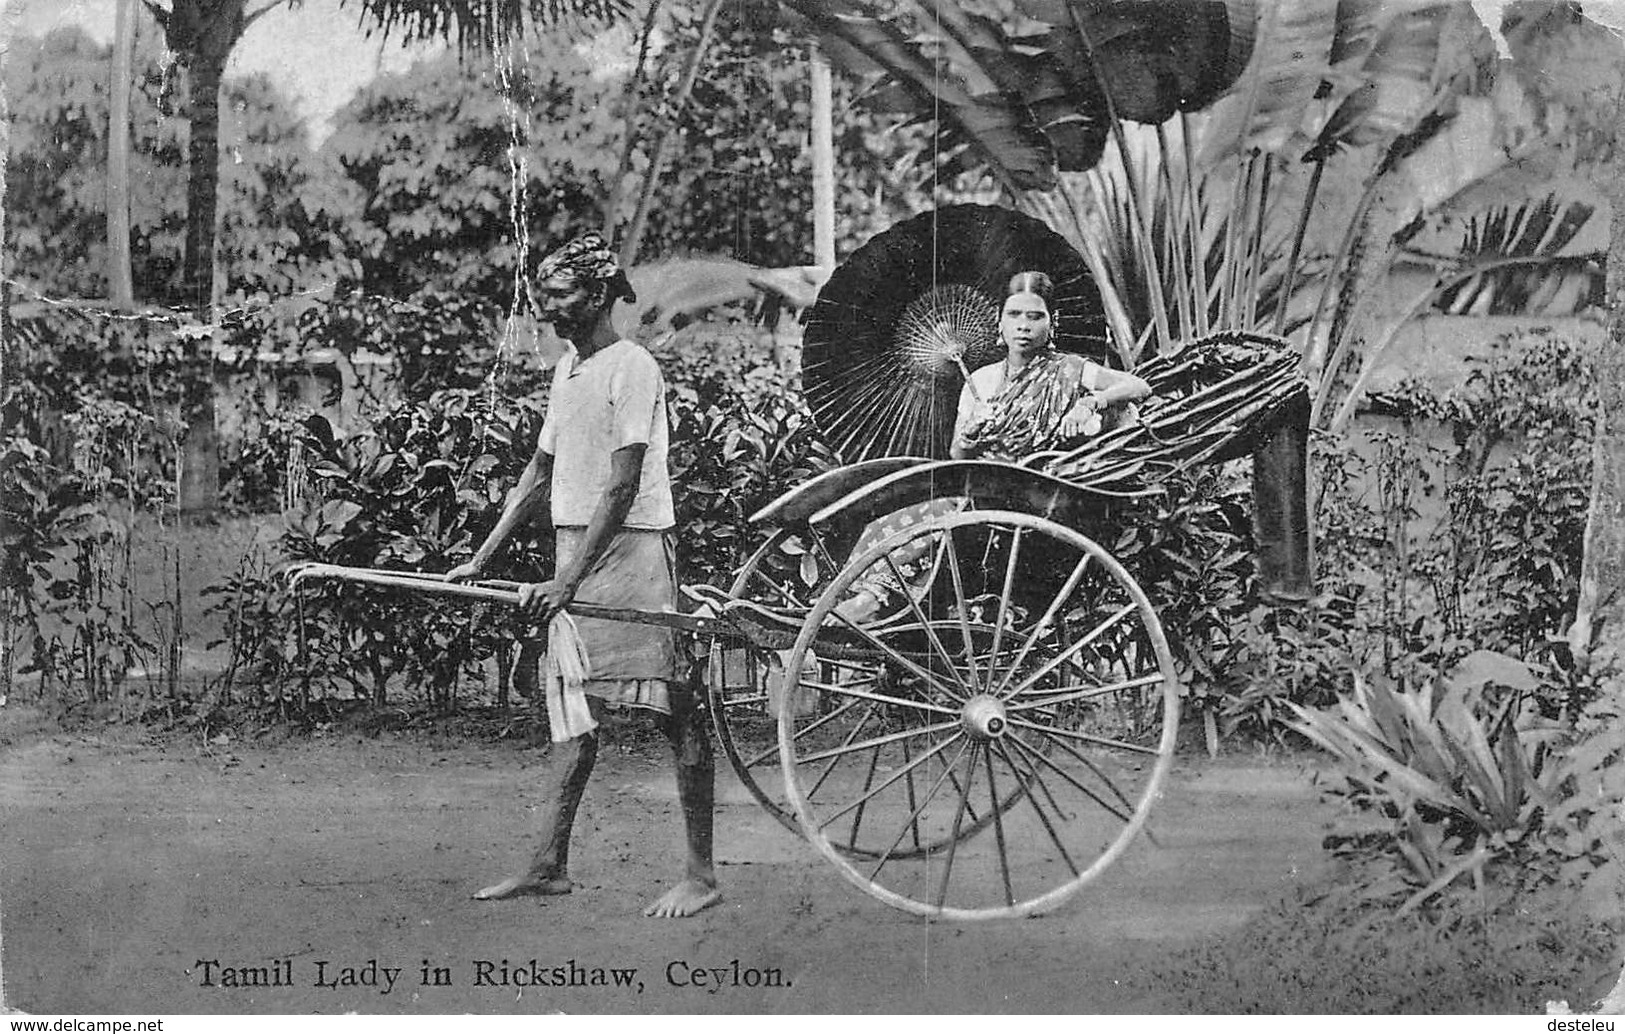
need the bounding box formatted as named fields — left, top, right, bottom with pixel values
left=778, top=509, right=1180, bottom=920
left=710, top=526, right=841, bottom=838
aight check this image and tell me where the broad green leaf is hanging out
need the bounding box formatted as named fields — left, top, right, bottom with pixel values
left=1198, top=0, right=1341, bottom=165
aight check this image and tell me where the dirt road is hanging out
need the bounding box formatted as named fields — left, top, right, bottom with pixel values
left=0, top=714, right=1337, bottom=1014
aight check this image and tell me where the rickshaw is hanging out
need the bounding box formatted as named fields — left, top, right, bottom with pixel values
left=293, top=205, right=1312, bottom=921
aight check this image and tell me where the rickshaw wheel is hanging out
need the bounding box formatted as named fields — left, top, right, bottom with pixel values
left=711, top=524, right=1024, bottom=857
left=709, top=526, right=831, bottom=838
left=779, top=509, right=1180, bottom=920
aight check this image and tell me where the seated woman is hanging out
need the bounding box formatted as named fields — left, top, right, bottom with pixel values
left=832, top=271, right=1151, bottom=626
left=952, top=271, right=1150, bottom=461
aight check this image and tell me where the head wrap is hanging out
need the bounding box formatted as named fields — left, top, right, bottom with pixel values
left=533, top=231, right=636, bottom=305
left=535, top=231, right=621, bottom=285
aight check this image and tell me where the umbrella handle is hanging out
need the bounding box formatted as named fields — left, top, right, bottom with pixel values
left=955, top=356, right=982, bottom=402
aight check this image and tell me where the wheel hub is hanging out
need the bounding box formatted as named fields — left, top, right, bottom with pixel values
left=961, top=694, right=1008, bottom=739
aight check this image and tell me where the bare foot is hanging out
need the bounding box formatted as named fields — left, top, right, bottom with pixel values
left=472, top=874, right=574, bottom=901
left=642, top=878, right=721, bottom=918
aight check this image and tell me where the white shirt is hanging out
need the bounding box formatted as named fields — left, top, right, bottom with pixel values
left=538, top=339, right=675, bottom=530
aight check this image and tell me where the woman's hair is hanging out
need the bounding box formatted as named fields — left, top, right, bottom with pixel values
left=1005, top=270, right=1055, bottom=305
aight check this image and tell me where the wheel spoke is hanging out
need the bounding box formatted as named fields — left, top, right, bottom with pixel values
left=866, top=736, right=970, bottom=882
left=793, top=718, right=963, bottom=768
left=821, top=730, right=962, bottom=833
left=1005, top=733, right=1137, bottom=826
left=1007, top=717, right=1163, bottom=757
left=1001, top=603, right=1139, bottom=701
left=749, top=559, right=804, bottom=610
left=933, top=743, right=982, bottom=910
left=809, top=530, right=844, bottom=583
left=1027, top=725, right=1149, bottom=819
left=1007, top=672, right=1166, bottom=712
left=940, top=524, right=984, bottom=691
left=742, top=696, right=864, bottom=769
left=899, top=727, right=923, bottom=853
left=802, top=678, right=961, bottom=718
left=993, top=740, right=1081, bottom=878
left=823, top=609, right=968, bottom=705
left=941, top=752, right=985, bottom=824
left=1001, top=730, right=1072, bottom=821
left=849, top=738, right=884, bottom=847
left=989, top=556, right=1092, bottom=698
left=806, top=702, right=879, bottom=801
left=984, top=743, right=1016, bottom=907
left=880, top=550, right=975, bottom=699
left=985, top=526, right=1024, bottom=685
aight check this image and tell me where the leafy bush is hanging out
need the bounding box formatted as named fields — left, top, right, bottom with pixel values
left=1170, top=329, right=1600, bottom=742
left=1287, top=651, right=1622, bottom=932
left=1289, top=665, right=1563, bottom=905
left=1216, top=601, right=1362, bottom=739
left=657, top=325, right=838, bottom=586
left=1267, top=333, right=1605, bottom=895
left=220, top=388, right=548, bottom=707
left=1547, top=686, right=1625, bottom=902
left=1, top=325, right=188, bottom=704
left=0, top=441, right=184, bottom=706
left=220, top=405, right=314, bottom=515
left=1104, top=466, right=1260, bottom=720
left=294, top=291, right=531, bottom=403
left=1361, top=331, right=1594, bottom=688
left=203, top=322, right=832, bottom=710
left=7, top=312, right=186, bottom=509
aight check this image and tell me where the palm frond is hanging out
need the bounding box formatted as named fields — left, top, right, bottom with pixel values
left=1435, top=196, right=1602, bottom=314
left=1324, top=218, right=1598, bottom=430
left=347, top=0, right=632, bottom=51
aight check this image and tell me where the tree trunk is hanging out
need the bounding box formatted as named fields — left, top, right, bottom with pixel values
left=601, top=0, right=663, bottom=240
left=106, top=0, right=136, bottom=309
left=809, top=41, right=835, bottom=271
left=156, top=0, right=252, bottom=521
left=176, top=50, right=226, bottom=519
left=618, top=0, right=726, bottom=267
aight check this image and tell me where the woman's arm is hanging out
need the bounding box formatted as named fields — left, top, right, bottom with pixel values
left=950, top=417, right=987, bottom=460
left=1089, top=366, right=1151, bottom=406
left=950, top=380, right=992, bottom=459
left=1057, top=364, right=1152, bottom=440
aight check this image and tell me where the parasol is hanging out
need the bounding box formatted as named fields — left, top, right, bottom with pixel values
left=802, top=204, right=1104, bottom=463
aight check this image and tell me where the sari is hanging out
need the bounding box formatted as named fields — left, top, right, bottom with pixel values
left=957, top=349, right=1130, bottom=461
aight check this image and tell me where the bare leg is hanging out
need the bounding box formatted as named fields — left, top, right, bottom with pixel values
left=473, top=728, right=597, bottom=900
left=512, top=640, right=545, bottom=700
left=644, top=684, right=721, bottom=918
